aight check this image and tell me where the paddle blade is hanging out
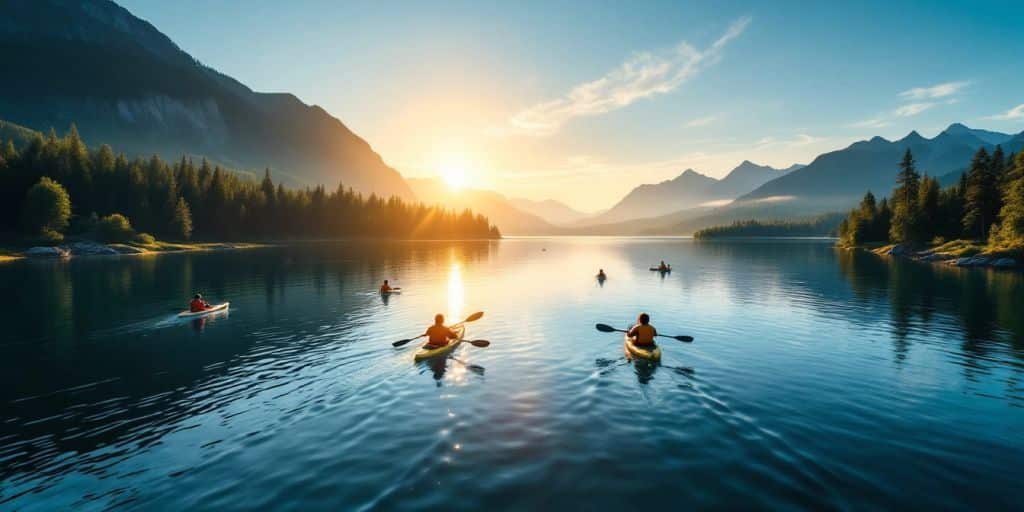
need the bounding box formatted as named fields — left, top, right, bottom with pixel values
left=464, top=311, right=484, bottom=323
left=673, top=335, right=694, bottom=343
left=392, top=333, right=425, bottom=347
left=595, top=323, right=621, bottom=333
left=468, top=339, right=490, bottom=347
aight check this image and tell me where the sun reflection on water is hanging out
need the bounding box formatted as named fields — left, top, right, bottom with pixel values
left=447, top=261, right=464, bottom=321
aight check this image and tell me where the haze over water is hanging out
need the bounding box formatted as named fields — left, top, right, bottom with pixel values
left=1, top=238, right=1022, bottom=510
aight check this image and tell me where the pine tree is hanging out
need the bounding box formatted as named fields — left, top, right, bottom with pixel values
left=990, top=151, right=1024, bottom=248
left=963, top=147, right=998, bottom=240
left=917, top=175, right=940, bottom=241
left=889, top=149, right=923, bottom=244
left=170, top=198, right=194, bottom=240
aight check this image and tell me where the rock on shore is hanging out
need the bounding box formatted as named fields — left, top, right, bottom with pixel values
left=25, top=246, right=70, bottom=258
left=882, top=244, right=1018, bottom=270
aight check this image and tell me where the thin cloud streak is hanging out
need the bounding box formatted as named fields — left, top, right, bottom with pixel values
left=507, top=16, right=751, bottom=136
left=850, top=80, right=969, bottom=128
left=685, top=115, right=719, bottom=128
left=893, top=102, right=935, bottom=117
left=985, top=103, right=1024, bottom=121
left=899, top=81, right=970, bottom=100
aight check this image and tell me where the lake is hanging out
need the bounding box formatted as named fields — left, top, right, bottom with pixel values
left=1, top=238, right=1022, bottom=510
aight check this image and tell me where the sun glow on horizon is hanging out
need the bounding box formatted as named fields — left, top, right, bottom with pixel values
left=439, top=155, right=472, bottom=190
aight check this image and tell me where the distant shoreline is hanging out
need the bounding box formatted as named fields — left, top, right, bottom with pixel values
left=0, top=237, right=511, bottom=263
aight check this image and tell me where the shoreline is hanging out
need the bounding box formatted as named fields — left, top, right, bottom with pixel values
left=842, top=240, right=1021, bottom=270
left=0, top=236, right=504, bottom=263
left=0, top=241, right=271, bottom=263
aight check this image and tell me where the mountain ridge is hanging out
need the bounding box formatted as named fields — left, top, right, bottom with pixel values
left=0, top=0, right=416, bottom=200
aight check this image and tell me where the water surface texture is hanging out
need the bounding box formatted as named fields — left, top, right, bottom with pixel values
left=2, top=238, right=1023, bottom=510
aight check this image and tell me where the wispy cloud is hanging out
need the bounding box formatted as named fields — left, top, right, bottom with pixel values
left=850, top=80, right=969, bottom=128
left=984, top=103, right=1024, bottom=121
left=899, top=81, right=970, bottom=100
left=685, top=115, right=718, bottom=128
left=893, top=102, right=935, bottom=117
left=506, top=17, right=751, bottom=136
left=849, top=117, right=890, bottom=129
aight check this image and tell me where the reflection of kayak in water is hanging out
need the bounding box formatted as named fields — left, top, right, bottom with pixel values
left=177, top=302, right=230, bottom=318
left=414, top=324, right=465, bottom=361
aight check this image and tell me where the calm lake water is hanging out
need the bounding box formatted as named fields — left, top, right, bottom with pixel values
left=1, top=238, right=1023, bottom=510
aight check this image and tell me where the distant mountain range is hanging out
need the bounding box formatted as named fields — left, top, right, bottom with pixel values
left=559, top=123, right=1023, bottom=235
left=508, top=198, right=592, bottom=226
left=406, top=178, right=557, bottom=235
left=0, top=0, right=416, bottom=200
left=583, top=161, right=801, bottom=225
left=737, top=123, right=1023, bottom=208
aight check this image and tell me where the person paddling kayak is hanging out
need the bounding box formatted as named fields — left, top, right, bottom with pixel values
left=424, top=314, right=459, bottom=349
left=380, top=280, right=393, bottom=293
left=627, top=312, right=657, bottom=347
left=658, top=261, right=670, bottom=271
left=597, top=269, right=607, bottom=279
left=189, top=294, right=211, bottom=312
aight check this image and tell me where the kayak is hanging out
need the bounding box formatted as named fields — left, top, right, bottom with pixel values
left=624, top=333, right=662, bottom=362
left=649, top=267, right=671, bottom=272
left=177, top=302, right=230, bottom=318
left=381, top=289, right=402, bottom=295
left=414, top=324, right=466, bottom=361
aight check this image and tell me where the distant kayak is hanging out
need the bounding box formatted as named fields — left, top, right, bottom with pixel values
left=649, top=267, right=671, bottom=272
left=380, top=288, right=402, bottom=295
left=624, top=333, right=661, bottom=362
left=177, top=302, right=229, bottom=318
left=414, top=324, right=465, bottom=361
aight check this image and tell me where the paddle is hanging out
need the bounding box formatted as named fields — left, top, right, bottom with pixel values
left=392, top=311, right=485, bottom=347
left=451, top=357, right=485, bottom=374
left=595, top=323, right=693, bottom=343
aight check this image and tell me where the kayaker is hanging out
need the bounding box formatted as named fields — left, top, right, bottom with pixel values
left=189, top=294, right=211, bottom=313
left=658, top=261, right=669, bottom=271
left=627, top=313, right=657, bottom=347
left=380, top=280, right=393, bottom=293
left=424, top=314, right=459, bottom=348
left=597, top=269, right=607, bottom=279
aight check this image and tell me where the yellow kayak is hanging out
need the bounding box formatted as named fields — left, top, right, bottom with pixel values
left=414, top=324, right=466, bottom=361
left=624, top=333, right=661, bottom=362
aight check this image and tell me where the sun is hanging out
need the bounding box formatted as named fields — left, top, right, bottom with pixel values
left=440, top=159, right=469, bottom=190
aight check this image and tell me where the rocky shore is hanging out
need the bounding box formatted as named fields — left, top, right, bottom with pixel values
left=878, top=244, right=1019, bottom=269
left=16, top=241, right=256, bottom=260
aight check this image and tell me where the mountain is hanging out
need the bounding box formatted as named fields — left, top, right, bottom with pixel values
left=407, top=179, right=556, bottom=235
left=739, top=124, right=1022, bottom=207
left=0, top=119, right=40, bottom=148
left=583, top=161, right=796, bottom=226
left=509, top=198, right=591, bottom=225
left=942, top=122, right=1014, bottom=145
left=706, top=160, right=800, bottom=198
left=0, top=0, right=415, bottom=200
left=581, top=169, right=717, bottom=225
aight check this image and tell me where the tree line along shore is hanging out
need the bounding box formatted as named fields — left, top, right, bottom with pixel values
left=0, top=124, right=500, bottom=260
left=837, top=146, right=1024, bottom=268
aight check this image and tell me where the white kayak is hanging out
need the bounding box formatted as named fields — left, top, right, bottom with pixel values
left=177, top=302, right=230, bottom=318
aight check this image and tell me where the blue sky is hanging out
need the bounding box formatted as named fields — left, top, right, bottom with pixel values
left=119, top=0, right=1024, bottom=210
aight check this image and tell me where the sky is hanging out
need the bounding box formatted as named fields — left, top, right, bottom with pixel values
left=119, top=0, right=1024, bottom=211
